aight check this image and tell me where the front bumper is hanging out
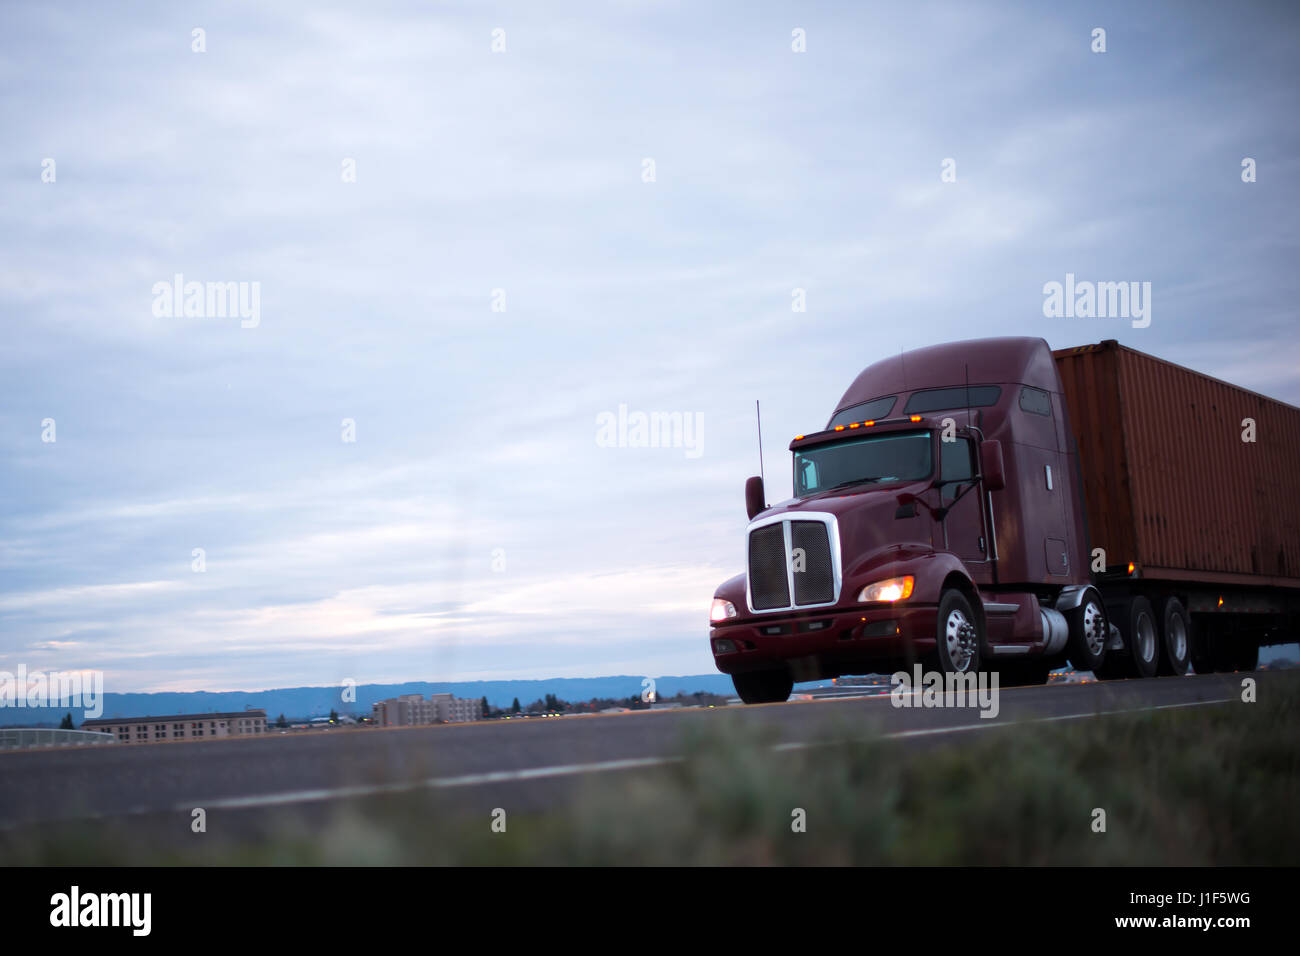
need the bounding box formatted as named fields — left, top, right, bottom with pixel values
left=709, top=603, right=938, bottom=678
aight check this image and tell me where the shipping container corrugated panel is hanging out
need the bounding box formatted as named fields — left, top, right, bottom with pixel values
left=1054, top=340, right=1300, bottom=588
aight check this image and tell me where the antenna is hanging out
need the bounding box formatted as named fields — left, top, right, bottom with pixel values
left=965, top=363, right=971, bottom=427
left=756, top=400, right=766, bottom=486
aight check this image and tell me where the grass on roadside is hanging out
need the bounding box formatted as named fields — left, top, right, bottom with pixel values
left=6, top=680, right=1296, bottom=865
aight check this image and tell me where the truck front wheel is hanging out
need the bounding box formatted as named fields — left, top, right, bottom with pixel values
left=732, top=669, right=794, bottom=704
left=1065, top=590, right=1108, bottom=674
left=932, top=590, right=982, bottom=674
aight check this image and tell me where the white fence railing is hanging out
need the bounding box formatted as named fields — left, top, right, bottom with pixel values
left=0, top=728, right=118, bottom=750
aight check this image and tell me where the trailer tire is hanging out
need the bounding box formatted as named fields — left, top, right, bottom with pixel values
left=931, top=590, right=982, bottom=675
left=1065, top=589, right=1108, bottom=674
left=732, top=669, right=794, bottom=704
left=1156, top=597, right=1192, bottom=676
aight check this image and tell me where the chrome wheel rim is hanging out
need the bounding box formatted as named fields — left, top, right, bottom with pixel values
left=1168, top=614, right=1187, bottom=661
left=945, top=609, right=976, bottom=672
left=1136, top=612, right=1156, bottom=663
left=1083, top=600, right=1105, bottom=656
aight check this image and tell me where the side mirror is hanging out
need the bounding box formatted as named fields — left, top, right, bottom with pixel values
left=745, top=476, right=766, bottom=520
left=980, top=440, right=1006, bottom=492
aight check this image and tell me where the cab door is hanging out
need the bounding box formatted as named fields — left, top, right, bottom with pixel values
left=938, top=436, right=991, bottom=583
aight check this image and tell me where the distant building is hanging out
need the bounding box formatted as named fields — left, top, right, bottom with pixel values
left=431, top=693, right=482, bottom=723
left=371, top=693, right=482, bottom=726
left=81, top=709, right=268, bottom=743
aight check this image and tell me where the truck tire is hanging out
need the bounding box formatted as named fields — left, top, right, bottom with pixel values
left=931, top=590, right=982, bottom=675
left=1094, top=597, right=1158, bottom=679
left=1122, top=596, right=1160, bottom=678
left=1156, top=597, right=1192, bottom=676
left=1065, top=589, right=1108, bottom=674
left=732, top=669, right=794, bottom=704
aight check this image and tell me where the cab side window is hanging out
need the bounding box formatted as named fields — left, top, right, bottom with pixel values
left=797, top=458, right=819, bottom=494
left=1019, top=385, right=1052, bottom=417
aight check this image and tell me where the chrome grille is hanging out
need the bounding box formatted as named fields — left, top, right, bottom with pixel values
left=746, top=513, right=841, bottom=613
left=747, top=524, right=790, bottom=610
left=790, top=521, right=834, bottom=605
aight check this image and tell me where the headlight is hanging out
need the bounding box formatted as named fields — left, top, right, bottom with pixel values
left=857, top=575, right=914, bottom=603
left=710, top=598, right=737, bottom=622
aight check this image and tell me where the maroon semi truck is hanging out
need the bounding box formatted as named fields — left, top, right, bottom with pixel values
left=709, top=337, right=1300, bottom=703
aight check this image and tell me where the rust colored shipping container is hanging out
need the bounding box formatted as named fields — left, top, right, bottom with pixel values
left=1054, top=340, right=1300, bottom=588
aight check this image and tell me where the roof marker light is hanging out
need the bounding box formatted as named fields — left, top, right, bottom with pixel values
left=863, top=420, right=875, bottom=427
left=910, top=414, right=922, bottom=422
left=834, top=425, right=845, bottom=431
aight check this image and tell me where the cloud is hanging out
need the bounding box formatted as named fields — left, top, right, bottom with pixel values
left=2, top=0, right=1297, bottom=690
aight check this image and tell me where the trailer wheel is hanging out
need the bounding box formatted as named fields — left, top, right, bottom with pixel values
left=1065, top=590, right=1108, bottom=674
left=932, top=590, right=981, bottom=675
left=1156, top=597, right=1192, bottom=676
left=731, top=669, right=794, bottom=704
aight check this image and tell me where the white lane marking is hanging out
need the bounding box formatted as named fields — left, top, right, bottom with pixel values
left=177, top=696, right=1238, bottom=812
left=184, top=756, right=679, bottom=812
left=774, top=697, right=1238, bottom=750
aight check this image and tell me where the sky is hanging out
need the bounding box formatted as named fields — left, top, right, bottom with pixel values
left=2, top=0, right=1298, bottom=693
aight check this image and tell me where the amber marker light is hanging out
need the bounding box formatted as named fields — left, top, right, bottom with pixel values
left=910, top=414, right=922, bottom=422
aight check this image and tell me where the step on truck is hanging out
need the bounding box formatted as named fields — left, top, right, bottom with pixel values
left=708, top=337, right=1300, bottom=703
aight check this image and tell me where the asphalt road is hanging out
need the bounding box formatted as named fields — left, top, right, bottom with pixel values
left=1, top=670, right=1284, bottom=835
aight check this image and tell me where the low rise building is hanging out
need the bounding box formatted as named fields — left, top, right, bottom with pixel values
left=371, top=693, right=482, bottom=726
left=81, top=709, right=268, bottom=743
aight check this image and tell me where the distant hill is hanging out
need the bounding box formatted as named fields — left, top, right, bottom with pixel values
left=0, top=674, right=769, bottom=726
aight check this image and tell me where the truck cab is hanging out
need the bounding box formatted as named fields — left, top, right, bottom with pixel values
left=710, top=337, right=1110, bottom=703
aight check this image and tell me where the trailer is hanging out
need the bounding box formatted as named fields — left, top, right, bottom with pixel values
left=1054, top=340, right=1300, bottom=676
left=708, top=337, right=1300, bottom=702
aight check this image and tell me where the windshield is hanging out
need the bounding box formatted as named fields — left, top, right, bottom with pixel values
left=793, top=431, right=932, bottom=496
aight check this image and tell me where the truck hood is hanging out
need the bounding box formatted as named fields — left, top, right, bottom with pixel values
left=758, top=479, right=932, bottom=519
